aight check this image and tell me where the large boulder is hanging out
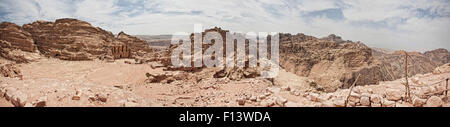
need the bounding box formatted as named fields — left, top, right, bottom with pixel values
left=0, top=64, right=22, bottom=79
left=385, top=88, right=403, bottom=101
left=424, top=96, right=443, bottom=107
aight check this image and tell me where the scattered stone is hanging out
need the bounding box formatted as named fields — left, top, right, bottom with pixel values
left=123, top=102, right=139, bottom=107
left=412, top=98, right=426, bottom=107
left=371, top=103, right=381, bottom=107
left=382, top=100, right=396, bottom=107
left=127, top=98, right=138, bottom=103
left=319, top=101, right=334, bottom=107
left=443, top=103, right=450, bottom=107
left=267, top=87, right=281, bottom=93
left=284, top=102, right=299, bottom=107
left=24, top=103, right=33, bottom=107
left=352, top=87, right=361, bottom=94
left=34, top=96, right=47, bottom=107
left=385, top=89, right=403, bottom=101
left=237, top=97, right=245, bottom=105
left=113, top=85, right=124, bottom=89
left=13, top=92, right=27, bottom=107
left=396, top=103, right=413, bottom=107
left=124, top=61, right=133, bottom=64
left=258, top=95, right=266, bottom=100
left=88, top=95, right=96, bottom=102
left=418, top=87, right=431, bottom=96
left=321, top=94, right=333, bottom=100
left=424, top=96, right=443, bottom=107
left=332, top=99, right=346, bottom=107
left=291, top=90, right=301, bottom=96
left=260, top=98, right=275, bottom=107
left=370, top=94, right=382, bottom=104
left=96, top=93, right=108, bottom=102
left=367, top=88, right=373, bottom=94
left=151, top=62, right=164, bottom=69
left=307, top=93, right=322, bottom=102
left=275, top=97, right=288, bottom=106
left=4, top=87, right=16, bottom=101
left=72, top=90, right=82, bottom=100
left=259, top=100, right=270, bottom=107
left=361, top=93, right=371, bottom=98
left=347, top=102, right=356, bottom=107
left=72, top=95, right=80, bottom=100
left=360, top=96, right=371, bottom=106
left=249, top=96, right=257, bottom=102
left=0, top=64, right=23, bottom=79
left=0, top=86, right=5, bottom=98
left=281, top=86, right=291, bottom=91
left=348, top=94, right=360, bottom=103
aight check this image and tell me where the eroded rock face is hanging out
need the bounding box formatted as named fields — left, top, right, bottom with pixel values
left=158, top=27, right=263, bottom=82
left=161, top=30, right=392, bottom=91
left=279, top=33, right=386, bottom=92
left=6, top=18, right=155, bottom=61
left=373, top=48, right=450, bottom=79
left=0, top=22, right=36, bottom=52
left=22, top=18, right=120, bottom=61
left=0, top=22, right=39, bottom=63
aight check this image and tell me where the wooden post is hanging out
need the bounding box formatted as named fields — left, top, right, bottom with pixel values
left=345, top=74, right=361, bottom=107
left=446, top=78, right=449, bottom=97
left=404, top=51, right=411, bottom=103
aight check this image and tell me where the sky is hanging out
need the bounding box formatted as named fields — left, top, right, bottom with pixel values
left=0, top=0, right=449, bottom=52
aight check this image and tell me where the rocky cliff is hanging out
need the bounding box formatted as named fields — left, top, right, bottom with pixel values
left=0, top=18, right=154, bottom=62
left=0, top=22, right=39, bottom=63
left=373, top=48, right=450, bottom=80
left=279, top=33, right=389, bottom=92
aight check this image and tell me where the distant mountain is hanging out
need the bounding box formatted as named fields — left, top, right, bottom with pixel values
left=373, top=48, right=449, bottom=80
left=135, top=35, right=172, bottom=47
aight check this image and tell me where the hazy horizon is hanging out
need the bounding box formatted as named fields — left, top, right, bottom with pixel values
left=1, top=0, right=449, bottom=52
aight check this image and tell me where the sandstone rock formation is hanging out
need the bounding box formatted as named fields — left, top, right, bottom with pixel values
left=0, top=22, right=40, bottom=63
left=159, top=29, right=414, bottom=92
left=279, top=33, right=388, bottom=92
left=22, top=19, right=119, bottom=61
left=373, top=48, right=450, bottom=79
left=2, top=19, right=449, bottom=108
left=2, top=18, right=154, bottom=62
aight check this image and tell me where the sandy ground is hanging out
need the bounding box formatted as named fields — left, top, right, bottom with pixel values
left=0, top=58, right=276, bottom=107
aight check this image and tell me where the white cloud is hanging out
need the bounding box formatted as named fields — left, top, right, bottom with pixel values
left=0, top=0, right=448, bottom=51
left=297, top=0, right=339, bottom=12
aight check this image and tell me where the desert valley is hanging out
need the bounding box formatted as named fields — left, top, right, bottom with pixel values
left=0, top=18, right=449, bottom=107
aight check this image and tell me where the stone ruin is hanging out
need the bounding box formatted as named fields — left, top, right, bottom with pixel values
left=111, top=45, right=131, bottom=59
